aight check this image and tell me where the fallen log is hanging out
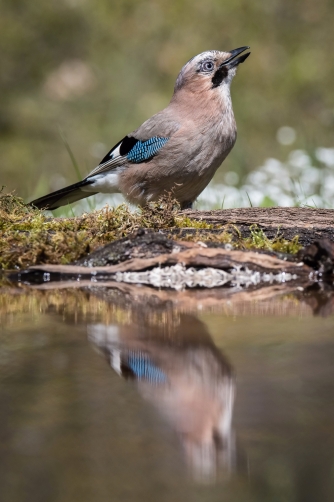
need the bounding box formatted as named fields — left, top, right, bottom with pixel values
left=6, top=215, right=334, bottom=289
left=184, top=207, right=334, bottom=246
left=12, top=231, right=313, bottom=289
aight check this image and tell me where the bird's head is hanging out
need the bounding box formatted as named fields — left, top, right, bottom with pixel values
left=173, top=47, right=250, bottom=95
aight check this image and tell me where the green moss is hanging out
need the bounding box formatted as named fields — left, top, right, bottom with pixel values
left=173, top=224, right=302, bottom=254
left=0, top=191, right=213, bottom=270
left=0, top=192, right=302, bottom=271
left=240, top=224, right=302, bottom=254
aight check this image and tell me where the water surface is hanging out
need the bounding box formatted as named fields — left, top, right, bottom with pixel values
left=1, top=285, right=334, bottom=502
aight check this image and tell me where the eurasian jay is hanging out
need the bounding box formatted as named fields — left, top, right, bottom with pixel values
left=30, top=47, right=250, bottom=210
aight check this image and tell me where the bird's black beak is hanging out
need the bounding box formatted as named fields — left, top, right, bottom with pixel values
left=221, top=46, right=250, bottom=69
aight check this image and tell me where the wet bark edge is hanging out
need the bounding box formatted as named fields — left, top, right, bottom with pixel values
left=183, top=207, right=334, bottom=246
left=22, top=244, right=312, bottom=279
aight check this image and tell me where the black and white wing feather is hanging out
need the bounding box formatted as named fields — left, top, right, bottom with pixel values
left=87, top=135, right=170, bottom=178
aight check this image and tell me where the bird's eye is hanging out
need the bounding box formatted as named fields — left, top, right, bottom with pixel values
left=201, top=61, right=214, bottom=72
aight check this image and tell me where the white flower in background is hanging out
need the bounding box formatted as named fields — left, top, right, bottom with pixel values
left=224, top=171, right=239, bottom=186
left=288, top=150, right=311, bottom=170
left=276, top=126, right=296, bottom=145
left=315, top=148, right=334, bottom=167
left=197, top=147, right=334, bottom=210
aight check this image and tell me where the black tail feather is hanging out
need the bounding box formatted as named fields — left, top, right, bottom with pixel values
left=29, top=179, right=97, bottom=210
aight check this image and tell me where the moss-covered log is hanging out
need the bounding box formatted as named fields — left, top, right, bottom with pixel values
left=2, top=192, right=334, bottom=277
left=184, top=207, right=334, bottom=246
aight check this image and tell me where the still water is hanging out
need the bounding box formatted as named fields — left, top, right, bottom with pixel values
left=1, top=283, right=334, bottom=502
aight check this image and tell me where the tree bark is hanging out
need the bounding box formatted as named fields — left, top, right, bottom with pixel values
left=183, top=207, right=334, bottom=246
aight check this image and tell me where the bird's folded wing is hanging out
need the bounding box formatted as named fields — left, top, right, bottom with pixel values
left=86, top=113, right=180, bottom=178
left=86, top=137, right=130, bottom=177
left=125, top=350, right=167, bottom=384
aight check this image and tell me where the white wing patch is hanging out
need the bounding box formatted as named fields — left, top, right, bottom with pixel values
left=87, top=143, right=127, bottom=178
left=109, top=143, right=121, bottom=159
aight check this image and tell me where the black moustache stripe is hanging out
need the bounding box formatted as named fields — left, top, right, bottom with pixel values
left=211, top=66, right=228, bottom=88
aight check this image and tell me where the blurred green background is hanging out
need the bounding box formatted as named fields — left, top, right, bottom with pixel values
left=1, top=0, right=334, bottom=203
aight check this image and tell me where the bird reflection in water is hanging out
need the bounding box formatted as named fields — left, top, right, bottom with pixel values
left=88, top=312, right=236, bottom=481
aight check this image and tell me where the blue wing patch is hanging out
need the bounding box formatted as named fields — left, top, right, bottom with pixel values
left=126, top=351, right=167, bottom=384
left=127, top=137, right=169, bottom=163
left=87, top=135, right=169, bottom=177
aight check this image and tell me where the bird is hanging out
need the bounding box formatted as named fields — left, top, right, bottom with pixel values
left=30, top=46, right=250, bottom=211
